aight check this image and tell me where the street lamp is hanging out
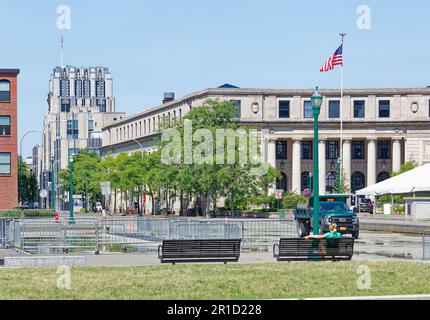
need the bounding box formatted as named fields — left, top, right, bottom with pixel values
left=68, top=157, right=74, bottom=224
left=337, top=157, right=341, bottom=193
left=50, top=156, right=55, bottom=213
left=310, top=86, right=323, bottom=235
left=308, top=171, right=313, bottom=194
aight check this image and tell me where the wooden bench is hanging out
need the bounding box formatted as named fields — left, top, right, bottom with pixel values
left=158, top=239, right=241, bottom=264
left=273, top=237, right=354, bottom=261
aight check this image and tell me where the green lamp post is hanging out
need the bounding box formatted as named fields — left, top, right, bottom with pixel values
left=311, top=86, right=323, bottom=235
left=50, top=157, right=55, bottom=213
left=68, top=157, right=74, bottom=224
left=337, top=157, right=341, bottom=193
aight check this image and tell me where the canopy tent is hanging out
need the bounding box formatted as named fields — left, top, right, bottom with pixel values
left=356, top=163, right=430, bottom=196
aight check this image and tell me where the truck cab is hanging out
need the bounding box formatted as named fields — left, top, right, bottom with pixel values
left=294, top=194, right=360, bottom=239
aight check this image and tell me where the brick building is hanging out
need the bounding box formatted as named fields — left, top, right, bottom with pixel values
left=0, top=69, right=20, bottom=210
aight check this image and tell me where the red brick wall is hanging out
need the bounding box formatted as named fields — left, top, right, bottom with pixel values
left=0, top=70, right=19, bottom=210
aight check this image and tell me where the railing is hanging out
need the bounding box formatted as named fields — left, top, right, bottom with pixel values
left=8, top=217, right=296, bottom=254
left=423, top=229, right=430, bottom=261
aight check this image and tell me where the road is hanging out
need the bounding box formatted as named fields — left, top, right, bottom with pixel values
left=353, top=230, right=424, bottom=261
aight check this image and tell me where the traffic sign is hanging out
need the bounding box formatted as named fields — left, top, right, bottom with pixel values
left=39, top=189, right=48, bottom=198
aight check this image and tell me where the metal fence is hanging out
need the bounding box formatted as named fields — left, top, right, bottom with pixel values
left=7, top=217, right=295, bottom=254
left=423, top=229, right=430, bottom=261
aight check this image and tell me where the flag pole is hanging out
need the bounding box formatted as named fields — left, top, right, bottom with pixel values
left=338, top=32, right=346, bottom=193
left=60, top=35, right=64, bottom=67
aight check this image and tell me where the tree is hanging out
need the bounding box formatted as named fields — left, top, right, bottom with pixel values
left=18, top=157, right=39, bottom=204
left=391, top=161, right=417, bottom=177
left=332, top=170, right=350, bottom=194
left=59, top=149, right=103, bottom=212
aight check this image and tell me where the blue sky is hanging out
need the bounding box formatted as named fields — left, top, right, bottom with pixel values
left=1, top=0, right=430, bottom=157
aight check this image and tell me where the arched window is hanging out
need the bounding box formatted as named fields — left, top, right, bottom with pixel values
left=0, top=80, right=11, bottom=101
left=276, top=172, right=288, bottom=191
left=301, top=171, right=311, bottom=191
left=326, top=171, right=337, bottom=193
left=351, top=171, right=365, bottom=193
left=377, top=171, right=390, bottom=183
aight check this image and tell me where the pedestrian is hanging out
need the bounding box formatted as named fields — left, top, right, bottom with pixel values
left=304, top=223, right=341, bottom=240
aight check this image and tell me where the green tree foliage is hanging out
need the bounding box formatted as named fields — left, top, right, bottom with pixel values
left=18, top=157, right=38, bottom=204
left=57, top=100, right=280, bottom=215
left=391, top=161, right=417, bottom=177
left=58, top=149, right=103, bottom=212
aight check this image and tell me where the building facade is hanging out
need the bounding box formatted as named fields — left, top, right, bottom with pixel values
left=102, top=86, right=430, bottom=198
left=0, top=69, right=20, bottom=210
left=38, top=66, right=125, bottom=209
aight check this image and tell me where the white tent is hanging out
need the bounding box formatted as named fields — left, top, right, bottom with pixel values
left=356, top=163, right=430, bottom=196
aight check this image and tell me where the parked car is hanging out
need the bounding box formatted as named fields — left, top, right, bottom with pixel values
left=358, top=198, right=374, bottom=213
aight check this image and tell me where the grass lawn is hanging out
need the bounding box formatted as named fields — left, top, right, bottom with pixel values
left=0, top=261, right=429, bottom=299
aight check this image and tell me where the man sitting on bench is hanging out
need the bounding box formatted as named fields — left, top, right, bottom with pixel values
left=304, top=223, right=341, bottom=240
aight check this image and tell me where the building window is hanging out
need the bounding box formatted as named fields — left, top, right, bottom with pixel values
left=0, top=152, right=11, bottom=175
left=276, top=172, right=288, bottom=191
left=75, top=80, right=82, bottom=97
left=231, top=100, right=241, bottom=118
left=377, top=171, right=390, bottom=183
left=378, top=140, right=391, bottom=159
left=279, top=101, right=290, bottom=118
left=0, top=80, right=10, bottom=101
left=304, top=101, right=313, bottom=118
left=328, top=100, right=340, bottom=118
left=301, top=140, right=313, bottom=160
left=379, top=100, right=390, bottom=118
left=60, top=98, right=71, bottom=112
left=326, top=171, right=337, bottom=193
left=351, top=171, right=365, bottom=192
left=83, top=80, right=91, bottom=98
left=88, top=120, right=94, bottom=133
left=97, top=99, right=106, bottom=112
left=96, top=80, right=105, bottom=98
left=301, top=171, right=311, bottom=191
left=67, top=120, right=79, bottom=139
left=60, top=79, right=70, bottom=97
left=353, top=100, right=365, bottom=118
left=352, top=140, right=365, bottom=160
left=276, top=141, right=287, bottom=160
left=0, top=116, right=11, bottom=136
left=326, top=141, right=339, bottom=159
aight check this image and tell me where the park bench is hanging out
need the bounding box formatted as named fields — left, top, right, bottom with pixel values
left=158, top=239, right=241, bottom=264
left=273, top=237, right=354, bottom=261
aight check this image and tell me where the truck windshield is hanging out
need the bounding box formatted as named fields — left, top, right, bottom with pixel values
left=320, top=202, right=350, bottom=212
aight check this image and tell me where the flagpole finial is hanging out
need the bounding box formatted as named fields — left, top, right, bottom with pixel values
left=339, top=33, right=346, bottom=42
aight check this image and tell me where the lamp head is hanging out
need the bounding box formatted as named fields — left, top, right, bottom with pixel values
left=69, top=157, right=73, bottom=164
left=310, top=86, right=323, bottom=116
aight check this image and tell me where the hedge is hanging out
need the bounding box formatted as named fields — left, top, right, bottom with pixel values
left=0, top=209, right=22, bottom=219
left=22, top=210, right=54, bottom=218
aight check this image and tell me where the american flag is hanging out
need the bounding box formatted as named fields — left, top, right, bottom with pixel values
left=320, top=44, right=343, bottom=72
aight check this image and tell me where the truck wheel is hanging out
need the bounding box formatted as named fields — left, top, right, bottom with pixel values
left=352, top=231, right=360, bottom=239
left=296, top=220, right=310, bottom=237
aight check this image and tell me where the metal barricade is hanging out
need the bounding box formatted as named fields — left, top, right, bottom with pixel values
left=423, top=229, right=430, bottom=261
left=0, top=218, right=10, bottom=248
left=11, top=217, right=296, bottom=254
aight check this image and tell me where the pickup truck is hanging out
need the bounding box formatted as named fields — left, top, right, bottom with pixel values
left=294, top=194, right=360, bottom=239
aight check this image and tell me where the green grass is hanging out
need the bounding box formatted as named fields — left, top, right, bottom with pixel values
left=0, top=262, right=429, bottom=299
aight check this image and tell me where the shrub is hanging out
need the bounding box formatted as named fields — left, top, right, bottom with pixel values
left=282, top=192, right=308, bottom=210
left=22, top=209, right=53, bottom=218
left=0, top=209, right=22, bottom=219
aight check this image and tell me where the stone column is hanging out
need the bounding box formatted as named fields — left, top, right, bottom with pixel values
left=267, top=139, right=277, bottom=194
left=318, top=140, right=326, bottom=195
left=292, top=140, right=301, bottom=194
left=367, top=139, right=376, bottom=186
left=342, top=140, right=351, bottom=191
left=392, top=139, right=402, bottom=173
